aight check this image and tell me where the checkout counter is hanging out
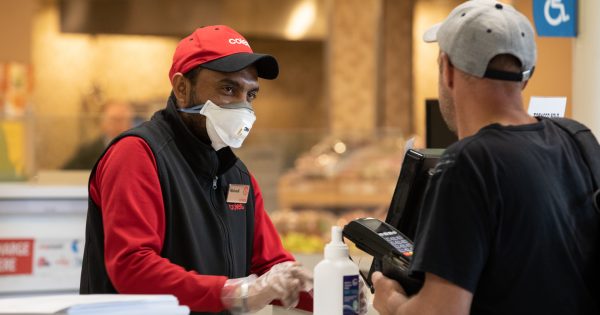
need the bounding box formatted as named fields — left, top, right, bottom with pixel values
left=0, top=179, right=378, bottom=314
left=0, top=181, right=87, bottom=295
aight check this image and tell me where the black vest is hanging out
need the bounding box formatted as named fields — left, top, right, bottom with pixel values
left=80, top=95, right=255, bottom=315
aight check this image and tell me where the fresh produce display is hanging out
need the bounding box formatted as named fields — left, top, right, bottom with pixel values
left=271, top=207, right=387, bottom=254
left=275, top=135, right=409, bottom=254
left=271, top=209, right=335, bottom=254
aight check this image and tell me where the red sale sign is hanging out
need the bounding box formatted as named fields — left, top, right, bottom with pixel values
left=0, top=239, right=34, bottom=275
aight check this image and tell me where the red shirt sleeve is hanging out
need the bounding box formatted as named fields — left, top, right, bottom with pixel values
left=248, top=174, right=294, bottom=275
left=90, top=137, right=227, bottom=313
left=249, top=175, right=314, bottom=312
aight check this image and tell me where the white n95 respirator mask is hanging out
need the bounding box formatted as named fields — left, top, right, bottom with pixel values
left=179, top=100, right=256, bottom=151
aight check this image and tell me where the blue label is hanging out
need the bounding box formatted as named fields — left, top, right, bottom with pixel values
left=342, top=275, right=359, bottom=315
left=533, top=0, right=577, bottom=37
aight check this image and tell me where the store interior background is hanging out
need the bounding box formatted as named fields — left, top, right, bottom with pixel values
left=0, top=0, right=575, bottom=266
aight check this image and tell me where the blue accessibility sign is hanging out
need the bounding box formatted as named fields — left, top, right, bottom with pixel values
left=533, top=0, right=577, bottom=37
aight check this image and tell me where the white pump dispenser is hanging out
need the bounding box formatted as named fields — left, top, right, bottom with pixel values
left=314, top=226, right=360, bottom=315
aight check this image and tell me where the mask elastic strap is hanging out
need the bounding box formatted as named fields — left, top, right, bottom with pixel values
left=178, top=104, right=205, bottom=114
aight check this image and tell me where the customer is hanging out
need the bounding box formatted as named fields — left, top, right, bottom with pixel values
left=63, top=100, right=134, bottom=169
left=372, top=1, right=599, bottom=315
left=80, top=25, right=313, bottom=314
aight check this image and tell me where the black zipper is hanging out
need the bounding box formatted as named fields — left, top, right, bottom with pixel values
left=209, top=175, right=235, bottom=276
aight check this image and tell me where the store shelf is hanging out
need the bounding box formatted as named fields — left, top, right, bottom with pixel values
left=278, top=173, right=396, bottom=209
left=274, top=136, right=404, bottom=256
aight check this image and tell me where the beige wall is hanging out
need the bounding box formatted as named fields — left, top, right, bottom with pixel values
left=413, top=0, right=460, bottom=141
left=0, top=0, right=37, bottom=63
left=413, top=0, right=573, bottom=141
left=514, top=0, right=573, bottom=117
left=31, top=1, right=177, bottom=169
left=250, top=39, right=325, bottom=130
left=381, top=0, right=414, bottom=136
left=327, top=0, right=381, bottom=138
left=326, top=0, right=414, bottom=139
left=573, top=0, right=600, bottom=136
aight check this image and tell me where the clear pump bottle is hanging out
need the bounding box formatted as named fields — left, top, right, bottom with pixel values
left=314, top=226, right=360, bottom=315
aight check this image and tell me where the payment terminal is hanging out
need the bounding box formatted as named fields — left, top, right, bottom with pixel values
left=343, top=217, right=423, bottom=295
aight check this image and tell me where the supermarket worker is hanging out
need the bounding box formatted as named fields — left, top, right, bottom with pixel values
left=79, top=25, right=313, bottom=315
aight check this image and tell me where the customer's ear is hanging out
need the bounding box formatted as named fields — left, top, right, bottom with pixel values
left=440, top=52, right=455, bottom=90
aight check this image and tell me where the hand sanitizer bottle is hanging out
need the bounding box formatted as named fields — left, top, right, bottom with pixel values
left=314, top=226, right=360, bottom=315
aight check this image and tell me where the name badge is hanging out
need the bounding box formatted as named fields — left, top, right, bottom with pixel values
left=227, top=184, right=250, bottom=204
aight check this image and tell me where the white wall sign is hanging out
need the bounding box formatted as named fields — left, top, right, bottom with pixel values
left=528, top=96, right=567, bottom=118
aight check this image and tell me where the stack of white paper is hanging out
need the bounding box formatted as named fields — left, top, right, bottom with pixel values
left=0, top=294, right=190, bottom=315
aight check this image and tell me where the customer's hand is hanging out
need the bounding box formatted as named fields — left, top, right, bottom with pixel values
left=371, top=271, right=408, bottom=315
left=221, top=261, right=313, bottom=314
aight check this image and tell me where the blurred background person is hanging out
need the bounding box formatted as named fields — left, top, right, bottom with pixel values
left=62, top=100, right=134, bottom=169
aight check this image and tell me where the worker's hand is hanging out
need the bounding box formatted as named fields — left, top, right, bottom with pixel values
left=255, top=261, right=313, bottom=309
left=221, top=261, right=313, bottom=314
left=371, top=271, right=408, bottom=315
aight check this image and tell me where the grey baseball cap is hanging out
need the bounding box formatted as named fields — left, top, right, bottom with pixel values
left=423, top=0, right=537, bottom=82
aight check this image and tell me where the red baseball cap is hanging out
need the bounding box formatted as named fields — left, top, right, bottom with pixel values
left=169, top=25, right=279, bottom=83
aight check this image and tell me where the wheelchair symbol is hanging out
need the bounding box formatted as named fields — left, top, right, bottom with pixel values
left=544, top=0, right=570, bottom=26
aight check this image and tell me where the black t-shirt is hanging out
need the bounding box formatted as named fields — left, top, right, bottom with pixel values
left=410, top=119, right=600, bottom=315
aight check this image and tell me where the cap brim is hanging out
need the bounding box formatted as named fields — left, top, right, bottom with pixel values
left=423, top=23, right=442, bottom=43
left=200, top=52, right=279, bottom=80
